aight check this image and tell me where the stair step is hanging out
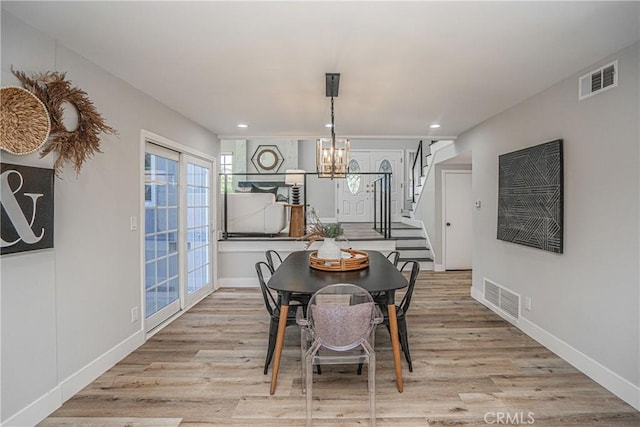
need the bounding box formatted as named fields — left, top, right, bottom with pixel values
left=391, top=228, right=424, bottom=238
left=399, top=256, right=433, bottom=262
left=396, top=245, right=431, bottom=251
left=398, top=248, right=430, bottom=259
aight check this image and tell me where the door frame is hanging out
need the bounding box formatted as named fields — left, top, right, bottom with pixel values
left=441, top=169, right=472, bottom=270
left=336, top=149, right=404, bottom=222
left=140, top=130, right=217, bottom=336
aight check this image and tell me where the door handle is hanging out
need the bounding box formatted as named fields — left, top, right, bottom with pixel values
left=446, top=222, right=451, bottom=227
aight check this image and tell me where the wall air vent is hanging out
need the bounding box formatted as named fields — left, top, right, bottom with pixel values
left=483, top=278, right=520, bottom=321
left=579, top=60, right=617, bottom=100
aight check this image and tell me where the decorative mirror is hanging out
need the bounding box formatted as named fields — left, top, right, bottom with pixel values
left=251, top=145, right=284, bottom=173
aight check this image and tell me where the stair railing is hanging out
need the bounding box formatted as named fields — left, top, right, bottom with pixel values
left=372, top=172, right=392, bottom=239
left=411, top=140, right=424, bottom=203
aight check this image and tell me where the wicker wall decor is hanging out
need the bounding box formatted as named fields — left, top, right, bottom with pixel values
left=0, top=86, right=51, bottom=155
left=11, top=68, right=116, bottom=175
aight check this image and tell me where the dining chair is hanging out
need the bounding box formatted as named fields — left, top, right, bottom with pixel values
left=376, top=260, right=420, bottom=372
left=265, top=249, right=283, bottom=271
left=370, top=250, right=401, bottom=301
left=297, top=283, right=382, bottom=426
left=255, top=261, right=299, bottom=375
left=386, top=250, right=400, bottom=267
left=265, top=250, right=311, bottom=309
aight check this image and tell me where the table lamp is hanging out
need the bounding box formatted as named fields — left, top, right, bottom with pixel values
left=285, top=169, right=305, bottom=205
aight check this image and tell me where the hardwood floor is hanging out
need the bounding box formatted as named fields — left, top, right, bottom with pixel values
left=40, top=271, right=639, bottom=426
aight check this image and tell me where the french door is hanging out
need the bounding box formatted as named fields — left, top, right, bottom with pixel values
left=144, top=143, right=214, bottom=332
left=337, top=150, right=403, bottom=222
left=183, top=155, right=212, bottom=307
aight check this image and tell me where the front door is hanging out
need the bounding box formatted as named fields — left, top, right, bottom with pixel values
left=337, top=150, right=403, bottom=222
left=338, top=152, right=371, bottom=221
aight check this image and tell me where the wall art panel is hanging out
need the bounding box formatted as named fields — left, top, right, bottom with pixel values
left=497, top=139, right=563, bottom=253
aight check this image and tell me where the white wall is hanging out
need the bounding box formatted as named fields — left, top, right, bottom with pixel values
left=1, top=12, right=218, bottom=425
left=456, top=42, right=639, bottom=408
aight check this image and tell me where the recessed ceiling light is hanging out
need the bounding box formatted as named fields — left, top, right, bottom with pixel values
left=429, top=124, right=441, bottom=129
left=237, top=123, right=248, bottom=128
left=325, top=123, right=334, bottom=128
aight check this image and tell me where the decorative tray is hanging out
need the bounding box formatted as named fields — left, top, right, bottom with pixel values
left=309, top=249, right=370, bottom=271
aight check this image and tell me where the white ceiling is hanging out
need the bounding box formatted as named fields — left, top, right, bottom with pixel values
left=3, top=1, right=639, bottom=140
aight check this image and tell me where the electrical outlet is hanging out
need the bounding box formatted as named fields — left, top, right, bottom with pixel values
left=129, top=216, right=138, bottom=231
left=524, top=296, right=532, bottom=311
left=131, top=306, right=139, bottom=323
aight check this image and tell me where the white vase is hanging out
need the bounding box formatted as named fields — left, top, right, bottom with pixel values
left=317, top=237, right=342, bottom=259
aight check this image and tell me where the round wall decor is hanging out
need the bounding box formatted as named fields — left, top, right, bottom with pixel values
left=12, top=68, right=116, bottom=175
left=251, top=145, right=284, bottom=173
left=0, top=86, right=51, bottom=155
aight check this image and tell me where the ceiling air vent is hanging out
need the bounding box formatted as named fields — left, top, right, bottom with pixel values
left=483, top=278, right=520, bottom=321
left=579, top=60, right=618, bottom=100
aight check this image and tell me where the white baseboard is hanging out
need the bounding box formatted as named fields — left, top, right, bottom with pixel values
left=218, top=277, right=259, bottom=288
left=60, top=329, right=145, bottom=401
left=470, top=286, right=640, bottom=411
left=2, top=330, right=145, bottom=427
left=434, top=263, right=445, bottom=272
left=1, top=386, right=62, bottom=427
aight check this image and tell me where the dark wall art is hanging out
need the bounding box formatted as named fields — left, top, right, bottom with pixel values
left=497, top=139, right=563, bottom=254
left=1, top=163, right=54, bottom=255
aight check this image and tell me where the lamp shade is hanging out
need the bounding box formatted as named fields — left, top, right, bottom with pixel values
left=285, top=169, right=305, bottom=186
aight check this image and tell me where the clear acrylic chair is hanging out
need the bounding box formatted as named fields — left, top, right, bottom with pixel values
left=296, top=283, right=382, bottom=426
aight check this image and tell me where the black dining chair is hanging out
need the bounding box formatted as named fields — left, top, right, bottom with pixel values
left=376, top=260, right=420, bottom=372
left=265, top=250, right=311, bottom=309
left=255, top=261, right=299, bottom=375
left=265, top=249, right=283, bottom=271
left=370, top=251, right=401, bottom=301
left=386, top=250, right=400, bottom=267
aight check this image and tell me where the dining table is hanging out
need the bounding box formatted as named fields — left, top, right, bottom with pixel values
left=266, top=250, right=408, bottom=394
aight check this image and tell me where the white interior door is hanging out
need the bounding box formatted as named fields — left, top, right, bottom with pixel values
left=338, top=152, right=371, bottom=222
left=337, top=150, right=403, bottom=222
left=443, top=170, right=472, bottom=270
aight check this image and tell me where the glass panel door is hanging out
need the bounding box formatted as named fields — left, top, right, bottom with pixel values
left=145, top=144, right=181, bottom=330
left=184, top=155, right=213, bottom=306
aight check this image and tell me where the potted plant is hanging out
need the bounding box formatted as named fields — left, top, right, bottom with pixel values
left=304, top=208, right=344, bottom=259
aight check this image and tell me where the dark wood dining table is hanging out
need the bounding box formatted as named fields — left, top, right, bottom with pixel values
left=266, top=250, right=408, bottom=394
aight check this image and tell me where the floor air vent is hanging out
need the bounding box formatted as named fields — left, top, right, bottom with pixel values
left=483, top=279, right=520, bottom=320
left=579, top=60, right=617, bottom=100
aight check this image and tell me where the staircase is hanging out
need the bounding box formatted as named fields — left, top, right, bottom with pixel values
left=398, top=140, right=439, bottom=270
left=403, top=141, right=433, bottom=219
left=392, top=223, right=433, bottom=270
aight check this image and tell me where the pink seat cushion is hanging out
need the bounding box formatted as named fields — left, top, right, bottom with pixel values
left=311, top=302, right=373, bottom=349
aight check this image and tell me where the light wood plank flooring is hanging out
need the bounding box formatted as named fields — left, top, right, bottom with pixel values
left=40, top=271, right=640, bottom=426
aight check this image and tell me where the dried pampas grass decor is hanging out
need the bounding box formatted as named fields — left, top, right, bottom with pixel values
left=0, top=86, right=51, bottom=155
left=11, top=68, right=116, bottom=175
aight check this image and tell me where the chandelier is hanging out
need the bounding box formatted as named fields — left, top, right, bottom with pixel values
left=316, top=73, right=350, bottom=178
